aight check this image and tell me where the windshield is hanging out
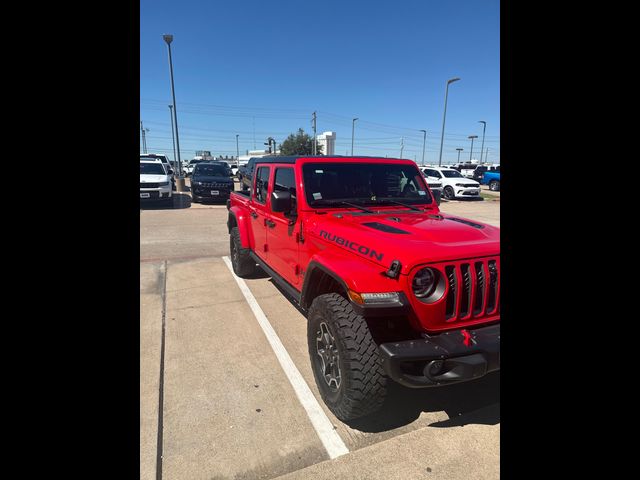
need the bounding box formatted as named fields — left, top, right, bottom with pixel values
left=441, top=170, right=464, bottom=178
left=302, top=162, right=432, bottom=207
left=140, top=156, right=167, bottom=163
left=140, top=163, right=166, bottom=175
left=194, top=164, right=227, bottom=176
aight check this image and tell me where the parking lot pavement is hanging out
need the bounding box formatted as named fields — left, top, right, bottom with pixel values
left=160, top=257, right=329, bottom=479
left=274, top=423, right=499, bottom=480
left=439, top=198, right=500, bottom=228
left=140, top=262, right=164, bottom=480
left=140, top=205, right=231, bottom=262
left=140, top=194, right=500, bottom=480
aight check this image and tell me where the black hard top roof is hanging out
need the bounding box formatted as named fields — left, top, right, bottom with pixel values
left=249, top=155, right=410, bottom=164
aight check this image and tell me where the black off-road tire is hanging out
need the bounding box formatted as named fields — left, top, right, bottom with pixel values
left=307, top=293, right=387, bottom=421
left=229, top=227, right=255, bottom=277
left=443, top=186, right=455, bottom=200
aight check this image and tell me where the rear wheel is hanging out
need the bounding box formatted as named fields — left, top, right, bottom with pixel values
left=307, top=293, right=388, bottom=421
left=229, top=227, right=255, bottom=277
left=489, top=180, right=500, bottom=191
left=443, top=186, right=455, bottom=200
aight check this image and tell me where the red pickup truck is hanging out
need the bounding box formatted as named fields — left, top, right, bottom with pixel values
left=227, top=156, right=500, bottom=421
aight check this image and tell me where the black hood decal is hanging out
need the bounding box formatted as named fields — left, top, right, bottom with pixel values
left=445, top=217, right=485, bottom=229
left=361, top=222, right=411, bottom=235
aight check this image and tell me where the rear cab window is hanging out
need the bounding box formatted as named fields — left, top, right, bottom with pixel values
left=253, top=166, right=271, bottom=204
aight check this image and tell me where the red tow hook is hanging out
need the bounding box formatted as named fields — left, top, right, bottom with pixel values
left=461, top=329, right=473, bottom=347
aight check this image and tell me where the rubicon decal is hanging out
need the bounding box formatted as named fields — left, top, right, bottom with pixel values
left=319, top=230, right=384, bottom=261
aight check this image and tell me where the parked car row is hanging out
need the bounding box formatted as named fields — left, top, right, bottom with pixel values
left=140, top=153, right=497, bottom=207
left=184, top=159, right=238, bottom=177
left=448, top=162, right=500, bottom=179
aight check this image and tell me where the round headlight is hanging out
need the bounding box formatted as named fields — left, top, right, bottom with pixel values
left=412, top=267, right=437, bottom=298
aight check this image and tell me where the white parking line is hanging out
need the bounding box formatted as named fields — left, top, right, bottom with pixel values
left=222, top=256, right=349, bottom=460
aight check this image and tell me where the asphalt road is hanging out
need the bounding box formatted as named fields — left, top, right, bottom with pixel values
left=140, top=184, right=500, bottom=480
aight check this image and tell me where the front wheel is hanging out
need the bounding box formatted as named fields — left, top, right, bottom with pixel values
left=443, top=186, right=455, bottom=200
left=489, top=180, right=500, bottom=191
left=307, top=293, right=388, bottom=421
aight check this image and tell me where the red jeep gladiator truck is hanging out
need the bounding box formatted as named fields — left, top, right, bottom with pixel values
left=227, top=156, right=500, bottom=421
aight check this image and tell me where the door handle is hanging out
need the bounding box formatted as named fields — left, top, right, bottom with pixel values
left=265, top=219, right=276, bottom=228
left=250, top=211, right=258, bottom=219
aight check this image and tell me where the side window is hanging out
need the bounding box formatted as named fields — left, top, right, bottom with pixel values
left=273, top=168, right=296, bottom=213
left=431, top=170, right=442, bottom=178
left=254, top=166, right=271, bottom=204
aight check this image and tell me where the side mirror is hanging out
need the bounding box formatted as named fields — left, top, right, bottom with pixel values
left=271, top=191, right=292, bottom=213
left=168, top=169, right=174, bottom=175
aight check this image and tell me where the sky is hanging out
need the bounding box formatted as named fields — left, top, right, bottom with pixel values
left=140, top=0, right=500, bottom=165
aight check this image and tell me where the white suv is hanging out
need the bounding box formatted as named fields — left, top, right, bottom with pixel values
left=422, top=166, right=481, bottom=200
left=140, top=160, right=172, bottom=205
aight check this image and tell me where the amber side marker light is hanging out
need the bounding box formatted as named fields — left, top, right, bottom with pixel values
left=348, top=290, right=400, bottom=305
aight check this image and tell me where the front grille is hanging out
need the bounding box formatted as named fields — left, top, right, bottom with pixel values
left=196, top=182, right=231, bottom=188
left=194, top=185, right=231, bottom=194
left=442, top=257, right=500, bottom=322
left=140, top=182, right=160, bottom=188
left=429, top=183, right=442, bottom=188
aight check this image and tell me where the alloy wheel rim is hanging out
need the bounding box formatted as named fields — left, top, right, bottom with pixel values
left=316, top=322, right=341, bottom=390
left=231, top=238, right=239, bottom=266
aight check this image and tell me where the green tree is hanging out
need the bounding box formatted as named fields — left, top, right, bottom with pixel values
left=279, top=128, right=323, bottom=156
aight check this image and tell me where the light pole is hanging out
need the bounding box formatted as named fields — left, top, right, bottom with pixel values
left=235, top=134, right=239, bottom=162
left=140, top=121, right=149, bottom=153
left=312, top=111, right=317, bottom=155
left=351, top=117, right=358, bottom=156
left=163, top=34, right=185, bottom=192
left=478, top=121, right=486, bottom=163
left=468, top=135, right=478, bottom=162
left=438, top=77, right=460, bottom=166
left=456, top=148, right=463, bottom=163
left=400, top=137, right=404, bottom=158
left=168, top=106, right=177, bottom=172
left=419, top=129, right=427, bottom=166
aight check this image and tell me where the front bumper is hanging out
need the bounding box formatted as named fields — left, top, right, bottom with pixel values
left=140, top=188, right=172, bottom=201
left=455, top=187, right=480, bottom=197
left=379, top=323, right=499, bottom=388
left=191, top=185, right=232, bottom=199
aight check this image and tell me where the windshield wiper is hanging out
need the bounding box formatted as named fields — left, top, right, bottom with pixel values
left=314, top=200, right=374, bottom=213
